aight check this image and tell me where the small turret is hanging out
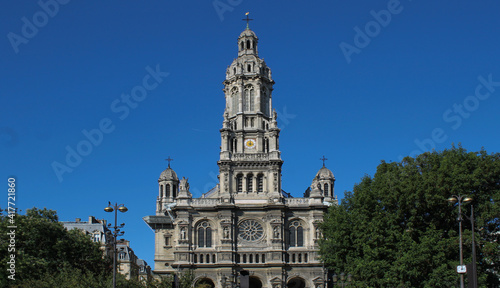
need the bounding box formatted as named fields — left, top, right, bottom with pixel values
left=157, top=159, right=179, bottom=215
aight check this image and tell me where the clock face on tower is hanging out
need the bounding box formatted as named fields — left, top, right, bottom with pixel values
left=244, top=138, right=256, bottom=149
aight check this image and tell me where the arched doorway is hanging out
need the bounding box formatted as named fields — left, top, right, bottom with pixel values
left=195, top=278, right=215, bottom=288
left=249, top=276, right=263, bottom=288
left=287, top=277, right=306, bottom=288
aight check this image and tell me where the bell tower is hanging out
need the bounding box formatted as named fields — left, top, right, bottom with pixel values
left=218, top=21, right=283, bottom=201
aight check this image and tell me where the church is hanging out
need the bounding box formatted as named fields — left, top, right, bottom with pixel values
left=144, top=19, right=337, bottom=288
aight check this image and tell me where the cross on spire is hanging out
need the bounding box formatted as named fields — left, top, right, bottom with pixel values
left=165, top=156, right=173, bottom=168
left=242, top=12, right=253, bottom=29
left=320, top=155, right=328, bottom=167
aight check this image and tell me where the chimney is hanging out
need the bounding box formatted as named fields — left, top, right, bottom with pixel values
left=75, top=218, right=81, bottom=223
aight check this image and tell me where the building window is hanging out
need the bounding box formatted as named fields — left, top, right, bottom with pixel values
left=262, top=254, right=265, bottom=263
left=197, top=222, right=212, bottom=248
left=289, top=221, right=304, bottom=247
left=164, top=236, right=170, bottom=246
left=257, top=174, right=264, bottom=192
left=231, top=87, right=238, bottom=114
left=236, top=174, right=243, bottom=193
left=324, top=183, right=329, bottom=195
left=93, top=234, right=100, bottom=242
left=247, top=173, right=253, bottom=192
left=244, top=85, right=254, bottom=111
left=119, top=252, right=126, bottom=260
left=166, top=184, right=170, bottom=198
left=160, top=185, right=163, bottom=198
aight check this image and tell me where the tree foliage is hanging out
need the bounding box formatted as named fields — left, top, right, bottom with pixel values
left=0, top=208, right=111, bottom=287
left=320, top=147, right=500, bottom=287
left=0, top=207, right=196, bottom=287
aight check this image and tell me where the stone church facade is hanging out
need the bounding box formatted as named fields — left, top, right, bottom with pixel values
left=144, top=24, right=337, bottom=288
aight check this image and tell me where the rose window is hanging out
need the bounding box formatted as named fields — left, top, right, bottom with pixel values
left=238, top=219, right=264, bottom=241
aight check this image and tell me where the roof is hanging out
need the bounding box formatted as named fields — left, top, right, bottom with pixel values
left=239, top=28, right=257, bottom=38
left=159, top=167, right=178, bottom=181
left=315, top=166, right=335, bottom=180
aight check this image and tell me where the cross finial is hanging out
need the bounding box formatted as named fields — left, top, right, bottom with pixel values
left=242, top=12, right=253, bottom=29
left=165, top=156, right=173, bottom=168
left=320, top=155, right=328, bottom=167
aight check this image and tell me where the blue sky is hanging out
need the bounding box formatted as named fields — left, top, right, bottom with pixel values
left=2, top=0, right=500, bottom=267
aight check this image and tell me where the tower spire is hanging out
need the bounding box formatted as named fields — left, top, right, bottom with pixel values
left=242, top=12, right=253, bottom=29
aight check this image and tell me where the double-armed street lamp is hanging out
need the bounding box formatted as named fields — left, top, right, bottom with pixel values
left=104, top=201, right=128, bottom=288
left=332, top=272, right=352, bottom=287
left=447, top=195, right=472, bottom=288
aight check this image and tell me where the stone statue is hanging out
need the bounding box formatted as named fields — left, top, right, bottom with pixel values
left=180, top=177, right=189, bottom=191
left=316, top=227, right=321, bottom=239
left=223, top=226, right=230, bottom=239
left=180, top=227, right=186, bottom=240
left=273, top=226, right=280, bottom=238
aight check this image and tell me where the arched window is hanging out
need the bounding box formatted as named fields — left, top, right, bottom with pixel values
left=160, top=185, right=163, bottom=198
left=250, top=88, right=254, bottom=110
left=243, top=254, right=247, bottom=263
left=246, top=40, right=250, bottom=49
left=212, top=254, right=216, bottom=263
left=231, top=87, right=238, bottom=114
left=324, top=183, right=329, bottom=195
left=244, top=85, right=254, bottom=112
left=197, top=222, right=212, bottom=248
left=172, top=185, right=176, bottom=198
left=233, top=67, right=236, bottom=75
left=236, top=174, right=243, bottom=193
left=194, top=254, right=197, bottom=263
left=247, top=173, right=253, bottom=192
left=260, top=88, right=267, bottom=113
left=255, top=254, right=259, bottom=263
left=166, top=184, right=170, bottom=198
left=257, top=174, right=264, bottom=193
left=252, top=40, right=255, bottom=49
left=262, top=254, right=265, bottom=263
left=240, top=41, right=244, bottom=50
left=289, top=221, right=304, bottom=247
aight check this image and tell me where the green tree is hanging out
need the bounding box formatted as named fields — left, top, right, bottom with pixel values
left=0, top=207, right=112, bottom=287
left=320, top=147, right=500, bottom=287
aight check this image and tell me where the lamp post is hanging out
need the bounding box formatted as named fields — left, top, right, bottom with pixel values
left=104, top=201, right=128, bottom=288
left=447, top=195, right=472, bottom=288
left=470, top=205, right=478, bottom=288
left=332, top=272, right=352, bottom=287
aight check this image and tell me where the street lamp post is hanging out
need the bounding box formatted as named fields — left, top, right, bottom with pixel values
left=447, top=195, right=472, bottom=288
left=104, top=201, right=128, bottom=288
left=332, top=272, right=352, bottom=287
